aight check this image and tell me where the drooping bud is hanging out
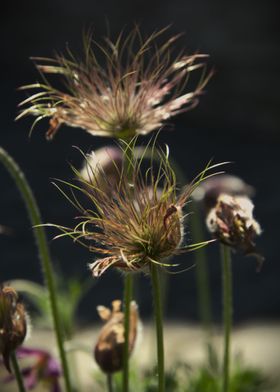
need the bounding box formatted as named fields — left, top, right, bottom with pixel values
left=0, top=286, right=27, bottom=372
left=206, top=194, right=263, bottom=269
left=192, top=174, right=254, bottom=210
left=94, top=300, right=139, bottom=373
left=80, top=146, right=123, bottom=194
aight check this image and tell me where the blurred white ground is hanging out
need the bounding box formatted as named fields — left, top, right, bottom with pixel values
left=1, top=323, right=280, bottom=391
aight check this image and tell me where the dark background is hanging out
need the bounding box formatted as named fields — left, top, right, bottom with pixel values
left=0, top=0, right=279, bottom=324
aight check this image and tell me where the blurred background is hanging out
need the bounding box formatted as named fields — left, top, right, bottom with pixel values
left=0, top=0, right=279, bottom=326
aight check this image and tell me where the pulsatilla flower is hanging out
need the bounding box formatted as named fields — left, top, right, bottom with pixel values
left=206, top=193, right=263, bottom=269
left=50, top=144, right=220, bottom=276
left=2, top=347, right=61, bottom=391
left=17, top=28, right=211, bottom=140
left=0, top=286, right=28, bottom=372
left=94, top=300, right=139, bottom=373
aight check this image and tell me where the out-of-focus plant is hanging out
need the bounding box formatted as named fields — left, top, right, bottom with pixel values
left=93, top=300, right=139, bottom=391
left=186, top=361, right=273, bottom=392
left=92, top=359, right=274, bottom=392
left=9, top=276, right=94, bottom=339
left=2, top=347, right=61, bottom=392
left=0, top=147, right=72, bottom=391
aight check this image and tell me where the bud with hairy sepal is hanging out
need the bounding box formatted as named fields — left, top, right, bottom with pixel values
left=0, top=286, right=27, bottom=372
left=206, top=194, right=264, bottom=269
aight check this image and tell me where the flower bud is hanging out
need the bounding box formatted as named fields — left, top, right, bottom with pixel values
left=0, top=286, right=27, bottom=372
left=80, top=146, right=123, bottom=194
left=94, top=300, right=139, bottom=374
left=206, top=194, right=263, bottom=269
left=192, top=174, right=254, bottom=210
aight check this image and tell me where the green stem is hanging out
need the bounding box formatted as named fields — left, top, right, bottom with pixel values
left=150, top=263, right=165, bottom=392
left=190, top=201, right=220, bottom=370
left=221, top=244, right=232, bottom=392
left=191, top=201, right=212, bottom=334
left=123, top=273, right=133, bottom=392
left=107, top=373, right=114, bottom=392
left=0, top=148, right=72, bottom=392
left=122, top=138, right=134, bottom=392
left=10, top=351, right=26, bottom=392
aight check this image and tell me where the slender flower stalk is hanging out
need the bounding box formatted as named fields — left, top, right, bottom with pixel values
left=0, top=148, right=72, bottom=392
left=107, top=374, right=114, bottom=392
left=190, top=202, right=213, bottom=336
left=17, top=27, right=211, bottom=140
left=221, top=244, right=232, bottom=392
left=150, top=263, right=165, bottom=392
left=10, top=351, right=26, bottom=392
left=123, top=273, right=133, bottom=392
left=122, top=140, right=134, bottom=392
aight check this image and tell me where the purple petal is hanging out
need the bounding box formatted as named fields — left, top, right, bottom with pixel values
left=46, top=357, right=61, bottom=377
left=22, top=369, right=38, bottom=389
left=16, top=347, right=46, bottom=358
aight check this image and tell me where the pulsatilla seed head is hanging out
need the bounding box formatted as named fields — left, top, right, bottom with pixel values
left=206, top=193, right=264, bottom=269
left=0, top=286, right=27, bottom=372
left=94, top=300, right=138, bottom=374
left=50, top=143, right=220, bottom=276
left=17, top=27, right=211, bottom=140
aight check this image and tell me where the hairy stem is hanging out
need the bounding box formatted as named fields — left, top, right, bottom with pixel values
left=122, top=139, right=134, bottom=392
left=151, top=263, right=165, bottom=392
left=221, top=244, right=232, bottom=392
left=10, top=351, right=26, bottom=392
left=0, top=148, right=72, bottom=392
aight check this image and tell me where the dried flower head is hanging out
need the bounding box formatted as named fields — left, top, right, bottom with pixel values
left=94, top=300, right=138, bottom=373
left=206, top=193, right=263, bottom=268
left=17, top=27, right=211, bottom=140
left=0, top=286, right=28, bottom=372
left=50, top=142, right=220, bottom=277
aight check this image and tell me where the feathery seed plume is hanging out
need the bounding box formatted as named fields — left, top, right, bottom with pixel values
left=17, top=27, right=211, bottom=140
